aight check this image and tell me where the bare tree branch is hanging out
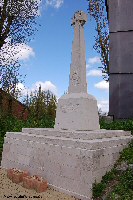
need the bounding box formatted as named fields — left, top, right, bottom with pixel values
left=87, top=0, right=109, bottom=81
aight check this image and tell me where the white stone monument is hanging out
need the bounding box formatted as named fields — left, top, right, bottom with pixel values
left=1, top=11, right=133, bottom=200
left=55, top=11, right=100, bottom=131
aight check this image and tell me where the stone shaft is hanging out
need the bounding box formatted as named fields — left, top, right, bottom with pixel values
left=68, top=11, right=87, bottom=93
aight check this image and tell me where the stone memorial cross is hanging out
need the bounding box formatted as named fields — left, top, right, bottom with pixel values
left=54, top=11, right=99, bottom=131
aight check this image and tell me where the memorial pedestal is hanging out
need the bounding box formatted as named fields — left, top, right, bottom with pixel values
left=54, top=93, right=100, bottom=131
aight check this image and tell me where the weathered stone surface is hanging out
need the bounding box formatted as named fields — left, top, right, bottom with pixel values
left=54, top=93, right=100, bottom=131
left=109, top=0, right=133, bottom=32
left=22, top=128, right=131, bottom=139
left=68, top=11, right=87, bottom=93
left=109, top=74, right=133, bottom=119
left=109, top=32, right=133, bottom=73
left=108, top=0, right=133, bottom=119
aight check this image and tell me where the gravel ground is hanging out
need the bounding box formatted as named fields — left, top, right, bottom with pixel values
left=0, top=167, right=79, bottom=200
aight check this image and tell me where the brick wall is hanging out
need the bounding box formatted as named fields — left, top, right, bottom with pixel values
left=0, top=89, right=29, bottom=120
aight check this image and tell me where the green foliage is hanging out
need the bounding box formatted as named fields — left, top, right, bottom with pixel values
left=118, top=141, right=133, bottom=164
left=0, top=114, right=21, bottom=138
left=107, top=192, right=133, bottom=200
left=93, top=167, right=133, bottom=199
left=100, top=118, right=133, bottom=133
left=92, top=169, right=118, bottom=198
left=102, top=169, right=118, bottom=184
left=0, top=86, right=57, bottom=157
left=105, top=169, right=133, bottom=200
left=119, top=169, right=133, bottom=190
left=93, top=182, right=106, bottom=198
left=23, top=85, right=57, bottom=121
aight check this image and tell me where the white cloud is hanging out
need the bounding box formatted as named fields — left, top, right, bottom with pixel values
left=86, top=56, right=101, bottom=70
left=45, top=0, right=64, bottom=9
left=97, top=100, right=109, bottom=114
left=17, top=81, right=58, bottom=98
left=94, top=80, right=109, bottom=90
left=86, top=63, right=91, bottom=69
left=13, top=43, right=35, bottom=61
left=33, top=81, right=58, bottom=96
left=16, top=83, right=25, bottom=91
left=87, top=69, right=102, bottom=77
left=88, top=56, right=101, bottom=65
left=55, top=0, right=63, bottom=8
left=15, top=83, right=28, bottom=96
left=0, top=41, right=35, bottom=64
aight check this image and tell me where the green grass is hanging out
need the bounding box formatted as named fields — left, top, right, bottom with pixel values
left=92, top=143, right=133, bottom=199
left=105, top=168, right=133, bottom=200
left=118, top=142, right=133, bottom=164
left=92, top=168, right=119, bottom=198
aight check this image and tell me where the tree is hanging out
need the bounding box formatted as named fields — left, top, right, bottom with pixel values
left=87, top=0, right=109, bottom=81
left=47, top=94, right=57, bottom=120
left=0, top=42, right=26, bottom=99
left=0, top=0, right=40, bottom=98
left=0, top=0, right=40, bottom=50
left=0, top=60, right=26, bottom=99
left=23, top=86, right=57, bottom=121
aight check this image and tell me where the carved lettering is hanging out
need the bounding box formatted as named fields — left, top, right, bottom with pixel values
left=60, top=103, right=80, bottom=113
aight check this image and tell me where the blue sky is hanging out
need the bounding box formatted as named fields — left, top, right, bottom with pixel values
left=13, top=0, right=109, bottom=113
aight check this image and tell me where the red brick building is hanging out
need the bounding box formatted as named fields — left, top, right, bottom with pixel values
left=0, top=88, right=29, bottom=120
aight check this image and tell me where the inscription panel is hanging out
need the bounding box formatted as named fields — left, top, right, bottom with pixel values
left=60, top=102, right=80, bottom=113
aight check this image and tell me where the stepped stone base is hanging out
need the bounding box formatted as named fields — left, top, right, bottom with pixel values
left=1, top=128, right=132, bottom=200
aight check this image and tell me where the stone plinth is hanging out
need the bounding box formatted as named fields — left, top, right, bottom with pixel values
left=1, top=128, right=132, bottom=200
left=54, top=93, right=100, bottom=131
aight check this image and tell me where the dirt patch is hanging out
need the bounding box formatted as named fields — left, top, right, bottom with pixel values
left=0, top=167, right=79, bottom=200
